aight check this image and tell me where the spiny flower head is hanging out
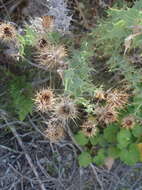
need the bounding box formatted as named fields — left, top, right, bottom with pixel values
left=37, top=45, right=67, bottom=70
left=81, top=120, right=97, bottom=137
left=97, top=105, right=118, bottom=124
left=34, top=88, right=55, bottom=112
left=106, top=89, right=129, bottom=109
left=122, top=115, right=135, bottom=129
left=0, top=23, right=17, bottom=41
left=55, top=98, right=77, bottom=121
left=44, top=119, right=65, bottom=142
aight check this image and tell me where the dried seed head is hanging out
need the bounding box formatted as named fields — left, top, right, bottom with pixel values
left=34, top=88, right=55, bottom=112
left=37, top=45, right=67, bottom=70
left=36, top=37, right=48, bottom=49
left=106, top=90, right=129, bottom=109
left=0, top=23, right=17, bottom=41
left=45, top=119, right=65, bottom=142
left=55, top=98, right=77, bottom=121
left=81, top=120, right=97, bottom=137
left=122, top=115, right=135, bottom=129
left=95, top=89, right=106, bottom=100
left=97, top=106, right=118, bottom=124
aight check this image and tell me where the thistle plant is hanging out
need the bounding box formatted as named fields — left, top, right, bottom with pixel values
left=2, top=0, right=142, bottom=170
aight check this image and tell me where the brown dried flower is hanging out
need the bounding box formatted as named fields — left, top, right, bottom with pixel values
left=81, top=120, right=97, bottom=137
left=122, top=115, right=135, bottom=129
left=55, top=98, right=77, bottom=121
left=34, top=88, right=55, bottom=112
left=45, top=119, right=65, bottom=142
left=97, top=106, right=118, bottom=124
left=106, top=89, right=129, bottom=109
left=37, top=45, right=67, bottom=70
left=0, top=23, right=17, bottom=41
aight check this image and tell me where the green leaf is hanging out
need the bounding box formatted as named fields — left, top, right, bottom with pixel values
left=132, top=125, right=142, bottom=137
left=104, top=123, right=119, bottom=143
left=93, top=149, right=105, bottom=165
left=78, top=152, right=92, bottom=167
left=97, top=135, right=107, bottom=147
left=108, top=147, right=120, bottom=159
left=117, top=129, right=132, bottom=149
left=90, top=136, right=100, bottom=145
left=74, top=131, right=89, bottom=146
left=120, top=144, right=140, bottom=165
left=9, top=76, right=33, bottom=121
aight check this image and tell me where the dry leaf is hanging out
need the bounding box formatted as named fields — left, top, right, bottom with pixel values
left=124, top=32, right=142, bottom=55
left=104, top=157, right=114, bottom=170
